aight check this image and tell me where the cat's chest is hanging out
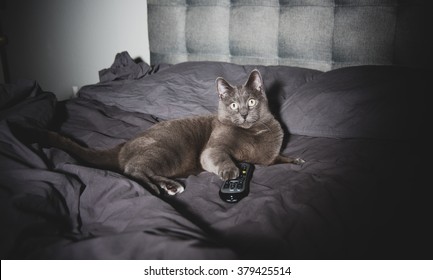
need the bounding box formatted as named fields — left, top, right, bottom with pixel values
left=237, top=129, right=283, bottom=163
left=240, top=128, right=282, bottom=148
left=213, top=123, right=284, bottom=164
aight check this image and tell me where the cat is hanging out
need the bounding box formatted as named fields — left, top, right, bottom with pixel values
left=37, top=69, right=304, bottom=195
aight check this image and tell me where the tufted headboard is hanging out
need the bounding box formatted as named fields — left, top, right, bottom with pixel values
left=147, top=0, right=432, bottom=71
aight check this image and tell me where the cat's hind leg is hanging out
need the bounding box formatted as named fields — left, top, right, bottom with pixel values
left=124, top=164, right=184, bottom=196
left=272, top=154, right=305, bottom=165
left=124, top=167, right=161, bottom=195
left=148, top=175, right=185, bottom=196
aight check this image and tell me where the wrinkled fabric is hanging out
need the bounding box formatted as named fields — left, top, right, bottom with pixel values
left=98, top=51, right=152, bottom=82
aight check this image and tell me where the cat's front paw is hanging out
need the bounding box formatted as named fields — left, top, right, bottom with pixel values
left=218, top=164, right=239, bottom=180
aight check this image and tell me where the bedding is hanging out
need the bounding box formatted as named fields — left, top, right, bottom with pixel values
left=0, top=57, right=430, bottom=259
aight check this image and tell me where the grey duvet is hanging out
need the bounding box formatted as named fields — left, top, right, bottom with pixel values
left=1, top=56, right=430, bottom=259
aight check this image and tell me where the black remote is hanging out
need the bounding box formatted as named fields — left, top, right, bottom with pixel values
left=219, top=162, right=254, bottom=203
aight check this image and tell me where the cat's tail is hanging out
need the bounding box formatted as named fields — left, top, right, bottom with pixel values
left=44, top=130, right=123, bottom=171
left=12, top=124, right=123, bottom=171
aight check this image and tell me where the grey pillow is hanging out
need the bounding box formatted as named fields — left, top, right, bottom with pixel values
left=280, top=66, right=429, bottom=139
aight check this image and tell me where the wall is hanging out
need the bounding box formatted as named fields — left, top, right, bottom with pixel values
left=1, top=0, right=150, bottom=100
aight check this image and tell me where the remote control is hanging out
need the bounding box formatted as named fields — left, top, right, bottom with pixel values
left=219, top=162, right=254, bottom=203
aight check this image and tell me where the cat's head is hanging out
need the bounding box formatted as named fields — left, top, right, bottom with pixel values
left=216, top=69, right=272, bottom=128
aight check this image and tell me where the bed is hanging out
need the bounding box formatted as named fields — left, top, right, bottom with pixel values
left=1, top=0, right=432, bottom=259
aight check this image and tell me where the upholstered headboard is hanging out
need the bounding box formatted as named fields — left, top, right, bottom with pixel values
left=147, top=0, right=432, bottom=71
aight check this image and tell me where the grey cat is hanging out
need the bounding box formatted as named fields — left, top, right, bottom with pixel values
left=41, top=70, right=303, bottom=195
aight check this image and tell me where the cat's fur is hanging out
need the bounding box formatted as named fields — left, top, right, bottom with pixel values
left=39, top=70, right=303, bottom=195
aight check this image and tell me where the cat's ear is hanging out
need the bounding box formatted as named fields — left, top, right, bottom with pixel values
left=245, top=69, right=264, bottom=94
left=216, top=77, right=233, bottom=99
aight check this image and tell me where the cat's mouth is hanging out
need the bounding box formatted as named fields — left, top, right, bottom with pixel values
left=233, top=116, right=257, bottom=128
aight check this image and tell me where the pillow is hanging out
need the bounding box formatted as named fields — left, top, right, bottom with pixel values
left=0, top=79, right=56, bottom=128
left=1, top=79, right=41, bottom=110
left=280, top=66, right=429, bottom=139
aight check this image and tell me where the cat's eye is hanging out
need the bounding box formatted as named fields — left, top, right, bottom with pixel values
left=230, top=103, right=239, bottom=110
left=248, top=99, right=257, bottom=107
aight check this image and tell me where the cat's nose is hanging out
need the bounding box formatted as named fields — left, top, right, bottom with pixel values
left=241, top=113, right=248, bottom=120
